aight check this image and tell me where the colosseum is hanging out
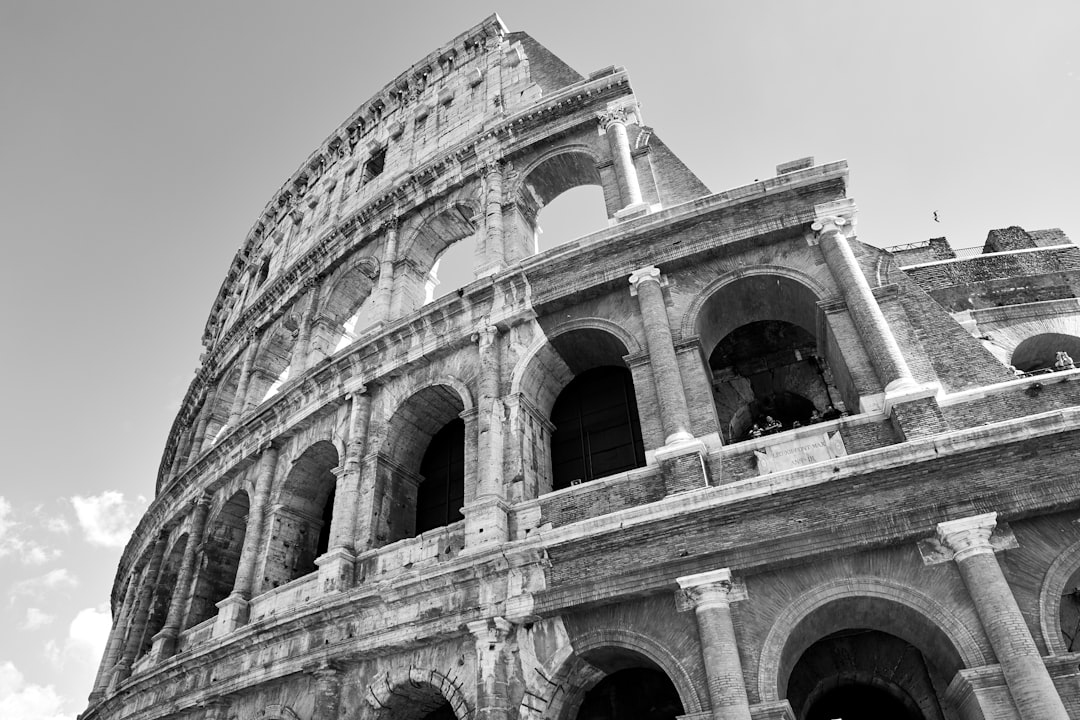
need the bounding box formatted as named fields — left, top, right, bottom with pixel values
left=84, top=14, right=1080, bottom=720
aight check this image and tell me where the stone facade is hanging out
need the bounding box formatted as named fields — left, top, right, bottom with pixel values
left=83, top=15, right=1080, bottom=720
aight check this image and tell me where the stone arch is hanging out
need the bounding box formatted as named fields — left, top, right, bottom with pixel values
left=510, top=322, right=646, bottom=497
left=968, top=300, right=1080, bottom=369
left=509, top=145, right=608, bottom=257
left=1040, top=537, right=1080, bottom=654
left=185, top=488, right=249, bottom=629
left=262, top=440, right=339, bottom=589
left=398, top=196, right=485, bottom=307
left=757, top=576, right=988, bottom=703
left=538, top=629, right=699, bottom=720
left=682, top=267, right=854, bottom=441
left=316, top=255, right=381, bottom=354
left=1010, top=332, right=1080, bottom=373
left=248, top=317, right=298, bottom=406
left=680, top=265, right=831, bottom=350
left=204, top=363, right=242, bottom=448
left=366, top=666, right=472, bottom=720
left=138, top=532, right=189, bottom=659
left=371, top=380, right=472, bottom=545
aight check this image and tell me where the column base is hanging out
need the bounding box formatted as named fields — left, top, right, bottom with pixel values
left=106, top=661, right=132, bottom=694
left=655, top=438, right=710, bottom=494
left=315, top=547, right=356, bottom=594
left=462, top=497, right=510, bottom=552
left=214, top=593, right=250, bottom=636
left=147, top=627, right=178, bottom=664
left=614, top=202, right=651, bottom=221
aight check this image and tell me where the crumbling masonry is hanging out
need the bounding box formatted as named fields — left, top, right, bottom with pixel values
left=84, top=15, right=1080, bottom=720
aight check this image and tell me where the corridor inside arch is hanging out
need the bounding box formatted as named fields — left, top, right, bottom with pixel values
left=695, top=274, right=852, bottom=443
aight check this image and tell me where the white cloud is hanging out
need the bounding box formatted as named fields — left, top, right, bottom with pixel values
left=44, top=607, right=111, bottom=671
left=22, top=608, right=54, bottom=630
left=0, top=497, right=62, bottom=565
left=0, top=662, right=67, bottom=720
left=70, top=492, right=147, bottom=548
left=10, top=569, right=78, bottom=600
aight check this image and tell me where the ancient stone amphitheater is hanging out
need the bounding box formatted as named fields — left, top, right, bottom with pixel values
left=84, top=14, right=1080, bottom=720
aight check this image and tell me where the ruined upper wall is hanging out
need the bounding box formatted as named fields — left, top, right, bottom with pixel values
left=200, top=15, right=595, bottom=351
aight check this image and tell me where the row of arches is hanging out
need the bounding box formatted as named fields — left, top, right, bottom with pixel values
left=180, top=144, right=622, bottom=475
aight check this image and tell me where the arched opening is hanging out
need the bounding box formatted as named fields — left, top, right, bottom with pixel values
left=315, top=260, right=379, bottom=356
left=1059, top=564, right=1080, bottom=651
left=376, top=384, right=467, bottom=545
left=551, top=367, right=645, bottom=491
left=405, top=204, right=480, bottom=310
left=137, top=535, right=187, bottom=659
left=427, top=237, right=477, bottom=303
left=514, top=326, right=646, bottom=498
left=791, top=631, right=933, bottom=720
left=535, top=186, right=609, bottom=254
left=568, top=649, right=684, bottom=720
left=776, top=597, right=963, bottom=720
left=1011, top=332, right=1080, bottom=372
left=263, top=441, right=338, bottom=588
left=695, top=276, right=849, bottom=442
left=204, top=366, right=241, bottom=448
left=371, top=679, right=460, bottom=720
left=249, top=321, right=296, bottom=406
left=416, top=418, right=465, bottom=535
left=185, top=490, right=249, bottom=628
left=514, top=150, right=606, bottom=259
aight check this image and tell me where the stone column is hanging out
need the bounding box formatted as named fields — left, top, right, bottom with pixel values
left=88, top=574, right=139, bottom=703
left=465, top=326, right=509, bottom=549
left=813, top=216, right=918, bottom=395
left=216, top=444, right=277, bottom=635
left=290, top=280, right=321, bottom=376
left=937, top=513, right=1069, bottom=720
left=479, top=162, right=505, bottom=277
left=629, top=267, right=694, bottom=445
left=187, top=403, right=211, bottom=465
left=309, top=662, right=343, bottom=720
left=227, top=337, right=258, bottom=427
left=373, top=220, right=399, bottom=324
left=319, top=389, right=372, bottom=593
left=169, top=425, right=194, bottom=479
left=149, top=493, right=211, bottom=661
left=109, top=535, right=167, bottom=691
left=599, top=108, right=644, bottom=212
left=676, top=569, right=752, bottom=720
left=467, top=618, right=513, bottom=720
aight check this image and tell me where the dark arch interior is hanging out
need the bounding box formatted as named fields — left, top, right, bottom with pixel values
left=266, top=441, right=339, bottom=587
left=710, top=320, right=839, bottom=441
left=788, top=630, right=941, bottom=720
left=551, top=366, right=645, bottom=490
left=415, top=418, right=465, bottom=535
left=419, top=702, right=455, bottom=720
left=186, top=490, right=249, bottom=628
left=138, top=536, right=187, bottom=658
left=1011, top=332, right=1080, bottom=372
left=575, top=668, right=683, bottom=720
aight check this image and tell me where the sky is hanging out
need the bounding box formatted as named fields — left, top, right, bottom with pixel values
left=0, top=1, right=1077, bottom=718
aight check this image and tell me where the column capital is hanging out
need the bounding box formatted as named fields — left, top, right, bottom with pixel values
left=676, top=568, right=748, bottom=610
left=628, top=266, right=662, bottom=295
left=466, top=617, right=513, bottom=645
left=597, top=105, right=637, bottom=130
left=480, top=160, right=504, bottom=178
left=345, top=384, right=369, bottom=400
left=304, top=659, right=344, bottom=681
left=811, top=215, right=848, bottom=238
left=472, top=324, right=499, bottom=348
left=937, top=512, right=997, bottom=562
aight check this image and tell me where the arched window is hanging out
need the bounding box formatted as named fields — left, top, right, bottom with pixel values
left=376, top=384, right=467, bottom=544
left=695, top=275, right=852, bottom=442
left=416, top=418, right=465, bottom=534
left=264, top=441, right=338, bottom=588
left=1011, top=332, right=1080, bottom=373
left=551, top=367, right=644, bottom=491
left=186, top=491, right=249, bottom=628
left=513, top=150, right=608, bottom=258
